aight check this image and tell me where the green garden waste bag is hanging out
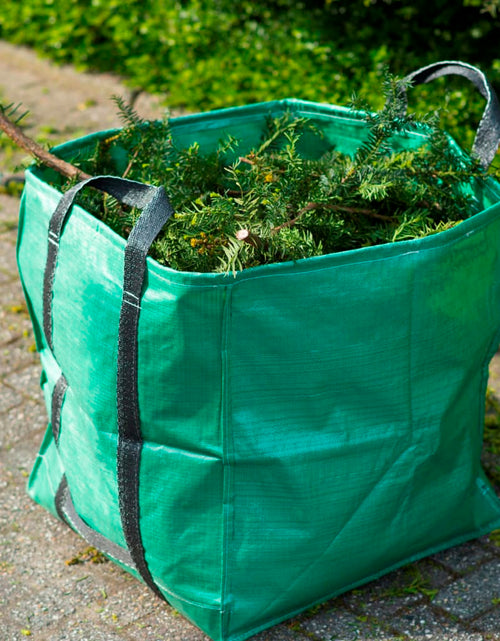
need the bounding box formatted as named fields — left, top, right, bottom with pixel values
left=18, top=61, right=500, bottom=640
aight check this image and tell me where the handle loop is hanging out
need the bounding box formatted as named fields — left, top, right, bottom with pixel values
left=402, top=60, right=500, bottom=169
left=42, top=175, right=174, bottom=601
left=42, top=175, right=174, bottom=350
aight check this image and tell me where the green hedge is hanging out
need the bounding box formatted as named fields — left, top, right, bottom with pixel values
left=1, top=0, right=500, bottom=150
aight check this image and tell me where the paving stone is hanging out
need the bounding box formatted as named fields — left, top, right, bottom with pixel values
left=391, top=603, right=483, bottom=640
left=120, top=613, right=213, bottom=641
left=252, top=624, right=311, bottom=640
left=0, top=322, right=24, bottom=345
left=0, top=379, right=23, bottom=412
left=0, top=276, right=27, bottom=298
left=345, top=587, right=421, bottom=622
left=0, top=438, right=42, bottom=480
left=0, top=400, right=46, bottom=449
left=3, top=364, right=44, bottom=402
left=471, top=605, right=500, bottom=638
left=415, top=559, right=455, bottom=590
left=433, top=559, right=500, bottom=620
left=486, top=532, right=500, bottom=553
left=482, top=450, right=500, bottom=495
left=432, top=540, right=496, bottom=575
left=0, top=293, right=32, bottom=337
left=0, top=475, right=37, bottom=530
left=0, top=192, right=20, bottom=223
left=343, top=560, right=452, bottom=620
left=0, top=216, right=18, bottom=233
left=0, top=336, right=38, bottom=374
left=301, top=607, right=402, bottom=640
left=0, top=237, right=18, bottom=273
left=0, top=267, right=16, bottom=284
left=1, top=617, right=138, bottom=641
left=342, top=569, right=421, bottom=618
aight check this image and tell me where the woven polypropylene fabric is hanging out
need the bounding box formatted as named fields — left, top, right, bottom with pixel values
left=19, top=99, right=500, bottom=641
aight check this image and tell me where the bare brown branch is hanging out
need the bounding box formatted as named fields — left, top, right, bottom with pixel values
left=0, top=108, right=91, bottom=181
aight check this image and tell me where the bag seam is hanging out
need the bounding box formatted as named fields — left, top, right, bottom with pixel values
left=220, top=284, right=233, bottom=635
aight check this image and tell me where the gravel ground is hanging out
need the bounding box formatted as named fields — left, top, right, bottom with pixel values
left=1, top=40, right=500, bottom=641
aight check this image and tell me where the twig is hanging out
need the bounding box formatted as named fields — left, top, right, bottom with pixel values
left=272, top=201, right=394, bottom=233
left=238, top=156, right=256, bottom=166
left=122, top=147, right=140, bottom=179
left=235, top=228, right=263, bottom=248
left=0, top=107, right=91, bottom=181
left=331, top=204, right=394, bottom=221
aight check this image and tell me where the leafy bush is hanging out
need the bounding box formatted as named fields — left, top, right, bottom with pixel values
left=1, top=0, right=499, bottom=151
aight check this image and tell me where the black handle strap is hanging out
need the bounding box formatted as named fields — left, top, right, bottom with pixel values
left=116, top=184, right=172, bottom=601
left=55, top=475, right=136, bottom=571
left=403, top=60, right=500, bottom=169
left=43, top=175, right=174, bottom=601
left=43, top=175, right=173, bottom=350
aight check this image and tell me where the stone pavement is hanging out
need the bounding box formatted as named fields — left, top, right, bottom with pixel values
left=1, top=41, right=500, bottom=641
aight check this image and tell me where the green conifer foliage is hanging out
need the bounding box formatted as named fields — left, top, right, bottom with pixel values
left=63, top=75, right=493, bottom=274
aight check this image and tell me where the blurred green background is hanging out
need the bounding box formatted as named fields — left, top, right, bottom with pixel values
left=1, top=0, right=499, bottom=150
